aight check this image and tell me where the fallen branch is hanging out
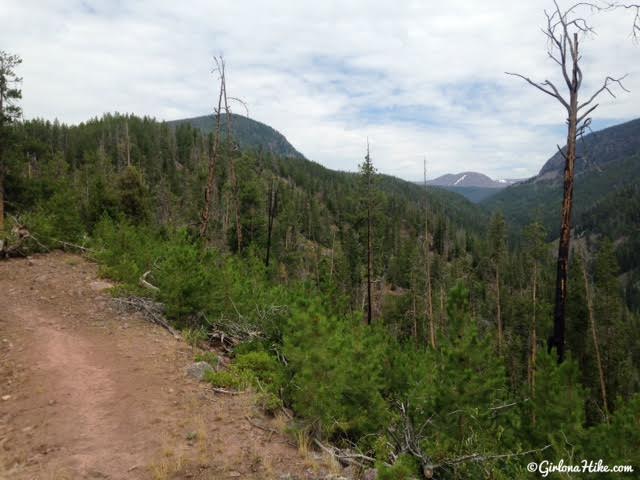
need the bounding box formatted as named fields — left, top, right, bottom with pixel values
left=440, top=444, right=552, bottom=467
left=200, top=310, right=264, bottom=353
left=112, top=296, right=180, bottom=339
left=245, top=415, right=278, bottom=434
left=212, top=387, right=244, bottom=395
left=54, top=239, right=92, bottom=253
left=313, top=439, right=377, bottom=468
left=139, top=270, right=160, bottom=292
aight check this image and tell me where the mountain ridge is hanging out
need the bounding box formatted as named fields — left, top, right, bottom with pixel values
left=167, top=113, right=306, bottom=160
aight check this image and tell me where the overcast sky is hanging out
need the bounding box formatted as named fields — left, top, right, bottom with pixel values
left=3, top=0, right=638, bottom=180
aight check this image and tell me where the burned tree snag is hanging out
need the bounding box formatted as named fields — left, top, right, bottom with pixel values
left=506, top=0, right=628, bottom=362
left=199, top=56, right=225, bottom=239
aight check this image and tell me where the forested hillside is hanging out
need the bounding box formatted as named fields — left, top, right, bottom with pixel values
left=168, top=113, right=306, bottom=160
left=482, top=119, right=640, bottom=313
left=2, top=107, right=639, bottom=478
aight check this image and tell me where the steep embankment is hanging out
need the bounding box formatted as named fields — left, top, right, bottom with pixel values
left=0, top=253, right=334, bottom=480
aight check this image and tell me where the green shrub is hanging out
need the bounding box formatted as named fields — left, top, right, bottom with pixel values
left=235, top=351, right=286, bottom=394
left=203, top=368, right=253, bottom=390
left=283, top=300, right=390, bottom=440
left=255, top=391, right=283, bottom=415
left=377, top=454, right=420, bottom=480
left=91, top=216, right=164, bottom=287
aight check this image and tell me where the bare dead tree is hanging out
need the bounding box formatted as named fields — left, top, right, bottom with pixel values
left=219, top=62, right=244, bottom=252
left=199, top=56, right=225, bottom=238
left=506, top=0, right=629, bottom=362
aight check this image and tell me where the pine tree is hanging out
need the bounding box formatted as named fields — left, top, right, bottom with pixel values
left=0, top=51, right=22, bottom=232
left=359, top=141, right=377, bottom=325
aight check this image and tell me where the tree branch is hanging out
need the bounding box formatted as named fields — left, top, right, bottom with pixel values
left=579, top=74, right=630, bottom=109
left=440, top=444, right=552, bottom=467
left=504, top=73, right=570, bottom=109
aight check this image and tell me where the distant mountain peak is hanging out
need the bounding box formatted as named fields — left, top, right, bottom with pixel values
left=427, top=171, right=516, bottom=188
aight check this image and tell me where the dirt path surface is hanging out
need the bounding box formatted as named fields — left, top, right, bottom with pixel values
left=0, top=253, right=335, bottom=480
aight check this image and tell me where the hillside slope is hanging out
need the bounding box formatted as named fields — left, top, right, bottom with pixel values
left=538, top=117, right=640, bottom=181
left=168, top=113, right=305, bottom=159
left=482, top=117, right=640, bottom=312
left=482, top=117, right=640, bottom=233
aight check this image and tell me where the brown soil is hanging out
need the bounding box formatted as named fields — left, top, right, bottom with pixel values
left=0, top=252, right=337, bottom=480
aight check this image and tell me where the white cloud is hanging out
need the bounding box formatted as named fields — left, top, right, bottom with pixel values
left=3, top=0, right=638, bottom=180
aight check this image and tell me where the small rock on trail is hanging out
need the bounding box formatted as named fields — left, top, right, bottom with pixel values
left=185, top=361, right=214, bottom=381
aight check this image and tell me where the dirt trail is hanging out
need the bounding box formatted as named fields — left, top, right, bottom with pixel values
left=0, top=253, right=333, bottom=480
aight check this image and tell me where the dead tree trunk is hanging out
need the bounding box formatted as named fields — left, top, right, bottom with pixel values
left=507, top=1, right=629, bottom=362
left=199, top=60, right=225, bottom=239
left=219, top=65, right=243, bottom=252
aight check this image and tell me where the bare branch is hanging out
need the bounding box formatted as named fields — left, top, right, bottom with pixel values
left=603, top=2, right=640, bottom=39
left=579, top=74, right=630, bottom=109
left=439, top=444, right=552, bottom=467
left=577, top=103, right=599, bottom=124
left=505, top=72, right=570, bottom=109
left=228, top=96, right=249, bottom=117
